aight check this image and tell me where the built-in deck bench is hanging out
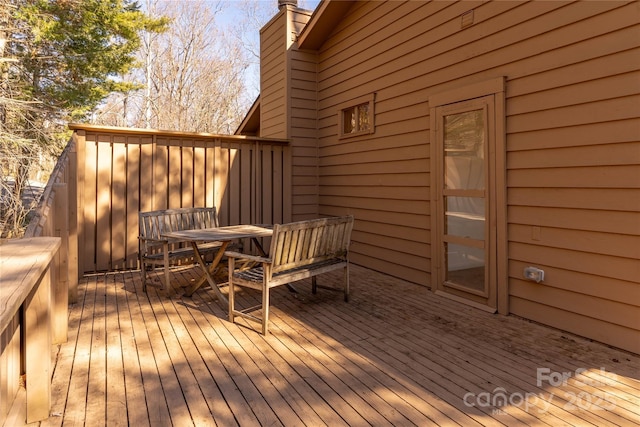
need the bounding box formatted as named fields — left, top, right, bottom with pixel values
left=139, top=207, right=224, bottom=292
left=227, top=215, right=354, bottom=334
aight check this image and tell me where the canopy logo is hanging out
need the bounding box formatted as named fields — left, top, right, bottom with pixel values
left=462, top=367, right=618, bottom=415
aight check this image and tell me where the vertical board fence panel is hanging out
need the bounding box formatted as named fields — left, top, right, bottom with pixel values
left=205, top=143, right=215, bottom=208
left=262, top=147, right=274, bottom=226
left=111, top=137, right=127, bottom=269
left=83, top=133, right=98, bottom=272
left=68, top=125, right=290, bottom=274
left=154, top=139, right=168, bottom=210
left=182, top=140, right=194, bottom=208
left=96, top=134, right=112, bottom=271
left=193, top=142, right=206, bottom=207
left=228, top=142, right=241, bottom=225
left=240, top=143, right=252, bottom=226
left=52, top=183, right=69, bottom=344
left=68, top=135, right=79, bottom=302
left=168, top=140, right=182, bottom=210
left=218, top=141, right=231, bottom=226
left=139, top=137, right=153, bottom=214
left=126, top=138, right=141, bottom=269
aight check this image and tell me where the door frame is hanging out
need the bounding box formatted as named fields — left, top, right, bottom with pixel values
left=429, top=77, right=508, bottom=314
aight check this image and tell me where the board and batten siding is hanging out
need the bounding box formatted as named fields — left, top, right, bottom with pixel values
left=73, top=126, right=290, bottom=274
left=305, top=0, right=639, bottom=353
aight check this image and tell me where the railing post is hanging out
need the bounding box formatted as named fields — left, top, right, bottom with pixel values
left=68, top=136, right=79, bottom=302
left=23, top=263, right=53, bottom=423
left=53, top=183, right=69, bottom=344
left=75, top=129, right=86, bottom=276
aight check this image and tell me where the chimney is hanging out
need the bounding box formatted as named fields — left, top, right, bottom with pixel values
left=278, top=0, right=297, bottom=10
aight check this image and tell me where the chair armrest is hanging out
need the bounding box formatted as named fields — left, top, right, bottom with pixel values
left=225, top=251, right=271, bottom=264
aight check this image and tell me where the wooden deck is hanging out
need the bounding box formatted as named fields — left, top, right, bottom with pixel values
left=13, top=265, right=640, bottom=426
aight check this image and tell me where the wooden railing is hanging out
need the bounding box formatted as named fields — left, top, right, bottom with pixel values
left=0, top=124, right=291, bottom=425
left=1, top=132, right=76, bottom=425
left=70, top=124, right=292, bottom=274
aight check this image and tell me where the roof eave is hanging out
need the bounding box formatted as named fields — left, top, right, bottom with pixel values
left=298, top=0, right=355, bottom=50
left=235, top=96, right=261, bottom=136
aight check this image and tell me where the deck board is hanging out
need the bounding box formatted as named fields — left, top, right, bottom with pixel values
left=29, top=265, right=640, bottom=426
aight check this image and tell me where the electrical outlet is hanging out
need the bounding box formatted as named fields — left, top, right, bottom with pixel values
left=524, top=267, right=545, bottom=283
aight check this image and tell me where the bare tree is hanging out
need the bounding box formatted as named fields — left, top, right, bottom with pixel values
left=231, top=0, right=318, bottom=99
left=95, top=0, right=252, bottom=134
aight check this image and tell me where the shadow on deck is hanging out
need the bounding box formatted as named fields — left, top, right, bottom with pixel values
left=33, top=265, right=640, bottom=426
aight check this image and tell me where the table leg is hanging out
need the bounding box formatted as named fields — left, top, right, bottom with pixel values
left=184, top=241, right=229, bottom=302
left=252, top=237, right=267, bottom=257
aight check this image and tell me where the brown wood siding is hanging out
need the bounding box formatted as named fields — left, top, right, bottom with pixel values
left=75, top=128, right=290, bottom=273
left=260, top=13, right=287, bottom=138
left=261, top=7, right=315, bottom=222
left=290, top=46, right=319, bottom=220
left=307, top=0, right=639, bottom=352
left=275, top=7, right=315, bottom=221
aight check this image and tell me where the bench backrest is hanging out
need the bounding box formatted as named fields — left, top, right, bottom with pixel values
left=268, top=215, right=354, bottom=276
left=139, top=207, right=219, bottom=241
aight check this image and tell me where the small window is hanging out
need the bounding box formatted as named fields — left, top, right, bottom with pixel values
left=339, top=94, right=375, bottom=138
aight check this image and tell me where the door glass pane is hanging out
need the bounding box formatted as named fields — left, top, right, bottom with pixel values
left=445, top=242, right=485, bottom=292
left=445, top=196, right=485, bottom=240
left=444, top=109, right=484, bottom=190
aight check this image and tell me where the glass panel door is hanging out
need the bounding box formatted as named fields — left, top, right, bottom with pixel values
left=443, top=107, right=487, bottom=295
left=431, top=84, right=504, bottom=312
left=437, top=101, right=493, bottom=301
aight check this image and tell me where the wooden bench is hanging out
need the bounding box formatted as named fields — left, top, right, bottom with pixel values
left=226, top=215, right=354, bottom=334
left=139, top=207, right=225, bottom=292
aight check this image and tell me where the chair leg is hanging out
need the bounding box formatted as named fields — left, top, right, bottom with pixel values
left=163, top=242, right=171, bottom=292
left=311, top=276, right=317, bottom=294
left=228, top=258, right=235, bottom=324
left=262, top=282, right=270, bottom=335
left=344, top=263, right=350, bottom=302
left=142, top=259, right=147, bottom=292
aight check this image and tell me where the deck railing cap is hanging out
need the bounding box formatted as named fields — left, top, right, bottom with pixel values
left=68, top=123, right=290, bottom=144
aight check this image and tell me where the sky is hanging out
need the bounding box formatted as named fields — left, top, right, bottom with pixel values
left=215, top=0, right=322, bottom=100
left=217, top=0, right=321, bottom=29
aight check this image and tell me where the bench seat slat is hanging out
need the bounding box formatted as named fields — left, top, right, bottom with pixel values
left=234, top=258, right=347, bottom=288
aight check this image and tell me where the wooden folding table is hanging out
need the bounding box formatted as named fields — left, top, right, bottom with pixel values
left=162, top=224, right=273, bottom=303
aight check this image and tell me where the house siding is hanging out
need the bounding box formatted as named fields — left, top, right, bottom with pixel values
left=262, top=6, right=316, bottom=221
left=299, top=0, right=639, bottom=353
left=289, top=17, right=319, bottom=220
left=260, top=12, right=287, bottom=138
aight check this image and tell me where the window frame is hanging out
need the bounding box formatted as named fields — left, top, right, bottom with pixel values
left=338, top=93, right=375, bottom=139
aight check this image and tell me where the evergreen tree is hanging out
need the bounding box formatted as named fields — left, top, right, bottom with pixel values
left=0, top=0, right=167, bottom=237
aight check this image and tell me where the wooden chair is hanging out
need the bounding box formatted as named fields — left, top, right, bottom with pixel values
left=139, top=207, right=223, bottom=292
